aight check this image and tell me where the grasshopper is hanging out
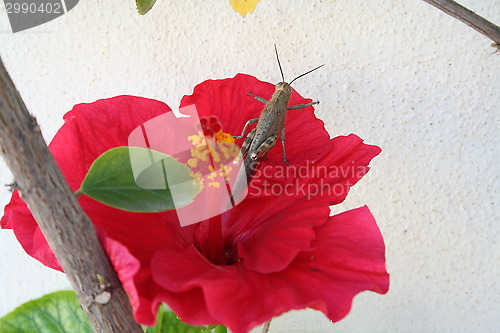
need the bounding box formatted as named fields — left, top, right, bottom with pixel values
left=228, top=46, right=322, bottom=206
left=234, top=45, right=323, bottom=181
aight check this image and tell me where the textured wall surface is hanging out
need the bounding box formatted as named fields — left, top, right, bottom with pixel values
left=0, top=0, right=498, bottom=332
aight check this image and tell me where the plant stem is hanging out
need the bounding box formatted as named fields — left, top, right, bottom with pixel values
left=262, top=320, right=271, bottom=333
left=421, top=0, right=500, bottom=45
left=0, top=58, right=143, bottom=332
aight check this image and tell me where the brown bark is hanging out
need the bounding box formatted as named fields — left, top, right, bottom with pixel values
left=0, top=58, right=143, bottom=332
left=261, top=320, right=271, bottom=333
left=422, top=0, right=500, bottom=45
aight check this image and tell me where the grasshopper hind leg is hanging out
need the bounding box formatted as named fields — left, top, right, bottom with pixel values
left=251, top=132, right=278, bottom=161
left=234, top=128, right=256, bottom=165
left=280, top=127, right=289, bottom=165
left=234, top=118, right=259, bottom=139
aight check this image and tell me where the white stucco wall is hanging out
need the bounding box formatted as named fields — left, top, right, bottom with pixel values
left=0, top=1, right=498, bottom=332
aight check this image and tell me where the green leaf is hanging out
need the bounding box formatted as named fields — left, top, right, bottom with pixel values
left=0, top=291, right=92, bottom=333
left=213, top=325, right=228, bottom=333
left=136, top=0, right=157, bottom=15
left=79, top=147, right=200, bottom=212
left=145, top=304, right=221, bottom=333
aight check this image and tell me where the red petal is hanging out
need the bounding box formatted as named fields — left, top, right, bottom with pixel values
left=285, top=206, right=390, bottom=321
left=225, top=197, right=330, bottom=273
left=1, top=193, right=15, bottom=228
left=100, top=235, right=181, bottom=327
left=298, top=134, right=381, bottom=205
left=2, top=191, right=61, bottom=270
left=101, top=235, right=140, bottom=302
left=249, top=134, right=381, bottom=205
left=150, top=206, right=388, bottom=333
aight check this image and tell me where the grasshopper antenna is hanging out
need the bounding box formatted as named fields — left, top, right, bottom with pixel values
left=289, top=64, right=324, bottom=85
left=274, top=44, right=285, bottom=82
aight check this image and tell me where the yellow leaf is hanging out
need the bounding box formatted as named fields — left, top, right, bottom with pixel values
left=228, top=0, right=261, bottom=17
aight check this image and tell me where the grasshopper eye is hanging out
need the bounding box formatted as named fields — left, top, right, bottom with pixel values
left=275, top=82, right=289, bottom=91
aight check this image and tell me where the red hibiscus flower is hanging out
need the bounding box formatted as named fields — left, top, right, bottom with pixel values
left=1, top=74, right=389, bottom=333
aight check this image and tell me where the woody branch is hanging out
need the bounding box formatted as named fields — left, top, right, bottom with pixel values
left=422, top=0, right=500, bottom=46
left=0, top=57, right=143, bottom=333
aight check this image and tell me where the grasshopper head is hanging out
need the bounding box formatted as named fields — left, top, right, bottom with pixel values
left=275, top=82, right=292, bottom=95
